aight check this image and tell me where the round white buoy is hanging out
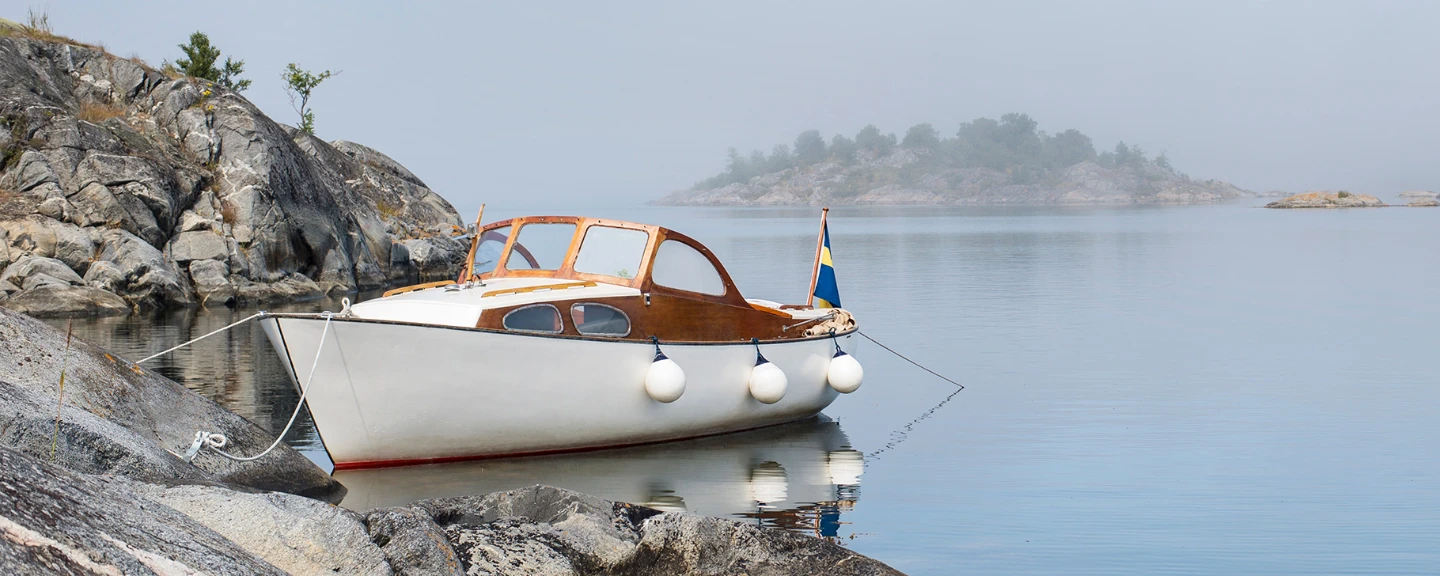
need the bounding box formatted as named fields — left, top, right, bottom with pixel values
left=827, top=352, right=863, bottom=393
left=645, top=356, right=686, bottom=403
left=749, top=361, right=788, bottom=404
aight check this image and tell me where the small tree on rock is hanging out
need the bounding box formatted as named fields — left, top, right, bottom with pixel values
left=282, top=63, right=336, bottom=134
left=176, top=32, right=250, bottom=92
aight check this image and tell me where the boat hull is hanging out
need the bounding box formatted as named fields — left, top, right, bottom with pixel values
left=260, top=315, right=852, bottom=468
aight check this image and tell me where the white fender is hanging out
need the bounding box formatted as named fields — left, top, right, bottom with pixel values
left=645, top=356, right=686, bottom=403
left=827, top=352, right=863, bottom=393
left=749, top=360, right=788, bottom=404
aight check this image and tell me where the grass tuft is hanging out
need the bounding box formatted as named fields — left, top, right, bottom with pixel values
left=220, top=201, right=238, bottom=224
left=76, top=102, right=125, bottom=124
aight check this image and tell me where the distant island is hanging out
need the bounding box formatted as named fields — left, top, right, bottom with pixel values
left=660, top=115, right=1253, bottom=206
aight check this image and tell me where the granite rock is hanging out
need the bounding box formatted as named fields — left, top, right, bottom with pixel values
left=128, top=481, right=393, bottom=576
left=0, top=33, right=464, bottom=316
left=413, top=485, right=903, bottom=576
left=0, top=305, right=344, bottom=500
left=0, top=446, right=286, bottom=576
left=366, top=506, right=467, bottom=576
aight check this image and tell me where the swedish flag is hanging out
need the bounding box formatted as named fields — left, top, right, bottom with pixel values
left=812, top=222, right=841, bottom=308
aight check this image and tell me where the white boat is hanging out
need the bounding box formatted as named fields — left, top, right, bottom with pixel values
left=260, top=214, right=862, bottom=469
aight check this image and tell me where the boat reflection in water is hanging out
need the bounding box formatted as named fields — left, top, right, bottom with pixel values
left=335, top=416, right=863, bottom=537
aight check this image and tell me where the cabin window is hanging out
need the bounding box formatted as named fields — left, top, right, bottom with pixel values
left=571, top=303, right=631, bottom=337
left=470, top=226, right=510, bottom=275
left=573, top=226, right=648, bottom=279
left=506, top=223, right=577, bottom=271
left=502, top=304, right=564, bottom=334
left=651, top=240, right=725, bottom=296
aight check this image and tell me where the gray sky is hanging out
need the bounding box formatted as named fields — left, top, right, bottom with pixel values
left=35, top=1, right=1440, bottom=214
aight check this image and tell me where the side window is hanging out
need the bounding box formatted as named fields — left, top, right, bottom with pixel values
left=502, top=304, right=563, bottom=334
left=571, top=303, right=630, bottom=337
left=505, top=223, right=577, bottom=270
left=471, top=226, right=510, bottom=275
left=651, top=240, right=725, bottom=296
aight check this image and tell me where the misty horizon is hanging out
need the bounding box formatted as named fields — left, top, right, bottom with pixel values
left=33, top=1, right=1440, bottom=214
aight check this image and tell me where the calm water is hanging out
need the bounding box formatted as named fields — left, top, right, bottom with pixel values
left=50, top=201, right=1439, bottom=574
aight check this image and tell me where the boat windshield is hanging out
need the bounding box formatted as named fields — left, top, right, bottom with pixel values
left=506, top=223, right=576, bottom=270
left=573, top=226, right=648, bottom=279
left=470, top=226, right=510, bottom=275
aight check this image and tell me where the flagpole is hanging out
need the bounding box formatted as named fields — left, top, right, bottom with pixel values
left=459, top=203, right=486, bottom=282
left=806, top=207, right=828, bottom=307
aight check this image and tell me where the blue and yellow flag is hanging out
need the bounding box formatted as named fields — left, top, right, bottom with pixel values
left=812, top=222, right=841, bottom=308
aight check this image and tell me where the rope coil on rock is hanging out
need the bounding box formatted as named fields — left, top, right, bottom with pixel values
left=183, top=312, right=333, bottom=463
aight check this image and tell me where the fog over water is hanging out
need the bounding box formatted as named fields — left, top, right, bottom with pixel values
left=43, top=1, right=1440, bottom=214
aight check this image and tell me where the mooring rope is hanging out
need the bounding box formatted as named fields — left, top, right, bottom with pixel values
left=183, top=312, right=333, bottom=462
left=136, top=312, right=266, bottom=364
left=857, top=331, right=964, bottom=389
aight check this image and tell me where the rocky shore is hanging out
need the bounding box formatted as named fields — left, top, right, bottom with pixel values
left=1264, top=191, right=1385, bottom=208
left=0, top=306, right=902, bottom=575
left=1, top=31, right=470, bottom=318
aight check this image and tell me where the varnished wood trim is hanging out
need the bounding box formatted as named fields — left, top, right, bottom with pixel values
left=481, top=280, right=597, bottom=298
left=748, top=302, right=794, bottom=318
left=382, top=280, right=456, bottom=298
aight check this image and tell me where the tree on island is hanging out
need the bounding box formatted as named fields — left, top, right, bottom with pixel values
left=794, top=130, right=827, bottom=165
left=901, top=123, right=940, bottom=151
left=695, top=113, right=1179, bottom=190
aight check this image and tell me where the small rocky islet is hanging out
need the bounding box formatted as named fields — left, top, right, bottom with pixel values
left=1398, top=190, right=1439, bottom=207
left=1263, top=191, right=1385, bottom=209
left=1262, top=190, right=1439, bottom=208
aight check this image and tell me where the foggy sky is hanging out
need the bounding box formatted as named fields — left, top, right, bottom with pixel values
left=36, top=1, right=1440, bottom=215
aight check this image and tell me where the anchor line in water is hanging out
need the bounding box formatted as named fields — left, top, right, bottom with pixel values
left=857, top=331, right=964, bottom=389
left=851, top=331, right=967, bottom=464
left=863, top=387, right=963, bottom=464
